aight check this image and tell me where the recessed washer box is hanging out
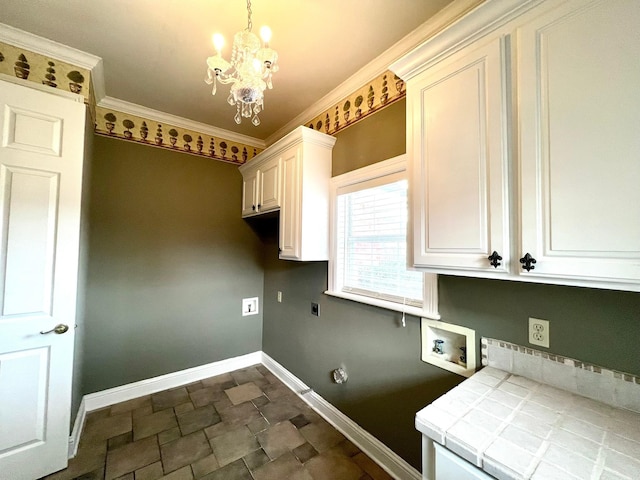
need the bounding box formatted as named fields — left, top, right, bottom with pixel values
left=421, top=318, right=476, bottom=377
left=242, top=297, right=259, bottom=316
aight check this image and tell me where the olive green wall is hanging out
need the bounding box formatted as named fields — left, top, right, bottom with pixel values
left=262, top=101, right=640, bottom=469
left=82, top=135, right=264, bottom=394
left=332, top=99, right=406, bottom=176
left=71, top=109, right=93, bottom=424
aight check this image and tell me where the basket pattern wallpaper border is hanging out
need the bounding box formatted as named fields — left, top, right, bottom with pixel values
left=1, top=40, right=405, bottom=164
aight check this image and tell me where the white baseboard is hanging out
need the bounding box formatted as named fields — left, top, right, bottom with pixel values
left=68, top=351, right=262, bottom=457
left=260, top=352, right=421, bottom=480
left=68, top=397, right=86, bottom=458
left=69, top=350, right=421, bottom=480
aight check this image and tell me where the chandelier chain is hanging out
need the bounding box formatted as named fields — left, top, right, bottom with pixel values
left=246, top=0, right=253, bottom=32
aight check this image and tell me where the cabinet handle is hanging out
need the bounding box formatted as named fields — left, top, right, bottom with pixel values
left=519, top=253, right=537, bottom=272
left=278, top=247, right=282, bottom=253
left=488, top=251, right=502, bottom=268
left=257, top=204, right=261, bottom=210
left=252, top=205, right=256, bottom=211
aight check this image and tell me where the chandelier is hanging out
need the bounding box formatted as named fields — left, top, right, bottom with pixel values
left=205, top=0, right=278, bottom=126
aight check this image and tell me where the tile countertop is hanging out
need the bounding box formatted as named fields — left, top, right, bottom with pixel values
left=416, top=367, right=640, bottom=480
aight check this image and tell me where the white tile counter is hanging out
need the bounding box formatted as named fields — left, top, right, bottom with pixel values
left=416, top=339, right=640, bottom=480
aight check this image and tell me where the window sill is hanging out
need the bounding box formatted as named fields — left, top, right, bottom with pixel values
left=324, top=289, right=440, bottom=320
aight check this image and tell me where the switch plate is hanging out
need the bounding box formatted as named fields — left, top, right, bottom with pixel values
left=277, top=291, right=282, bottom=303
left=242, top=297, right=259, bottom=316
left=311, top=302, right=319, bottom=316
left=529, top=317, right=549, bottom=348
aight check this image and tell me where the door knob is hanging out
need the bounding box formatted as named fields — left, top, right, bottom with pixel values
left=40, top=324, right=69, bottom=335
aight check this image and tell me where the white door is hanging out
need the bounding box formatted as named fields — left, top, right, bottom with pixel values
left=408, top=37, right=509, bottom=273
left=518, top=0, right=640, bottom=286
left=0, top=78, right=85, bottom=480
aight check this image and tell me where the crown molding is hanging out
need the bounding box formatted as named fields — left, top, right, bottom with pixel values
left=390, top=0, right=543, bottom=81
left=0, top=22, right=104, bottom=100
left=0, top=23, right=101, bottom=69
left=91, top=58, right=106, bottom=105
left=99, top=96, right=266, bottom=149
left=264, top=0, right=484, bottom=146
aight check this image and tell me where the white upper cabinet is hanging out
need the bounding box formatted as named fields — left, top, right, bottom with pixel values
left=393, top=0, right=640, bottom=291
left=407, top=36, right=510, bottom=274
left=517, top=0, right=640, bottom=287
left=239, top=126, right=335, bottom=261
left=240, top=155, right=280, bottom=217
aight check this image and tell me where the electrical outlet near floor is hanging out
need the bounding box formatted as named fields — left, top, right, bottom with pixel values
left=529, top=317, right=549, bottom=348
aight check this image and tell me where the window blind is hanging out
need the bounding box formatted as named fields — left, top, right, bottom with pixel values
left=336, top=178, right=423, bottom=307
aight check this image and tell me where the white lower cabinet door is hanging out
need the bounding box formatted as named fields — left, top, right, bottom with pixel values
left=517, top=0, right=640, bottom=287
left=408, top=36, right=510, bottom=274
left=434, top=444, right=492, bottom=480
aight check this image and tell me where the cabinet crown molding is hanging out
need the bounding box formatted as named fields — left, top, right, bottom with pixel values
left=240, top=126, right=336, bottom=173
left=390, top=0, right=541, bottom=81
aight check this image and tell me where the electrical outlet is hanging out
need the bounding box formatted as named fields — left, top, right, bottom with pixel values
left=529, top=317, right=549, bottom=348
left=277, top=291, right=282, bottom=303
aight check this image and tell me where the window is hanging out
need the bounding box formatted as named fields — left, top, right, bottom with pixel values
left=327, top=155, right=439, bottom=319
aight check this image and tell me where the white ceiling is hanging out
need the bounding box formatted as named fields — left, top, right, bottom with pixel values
left=1, top=0, right=454, bottom=140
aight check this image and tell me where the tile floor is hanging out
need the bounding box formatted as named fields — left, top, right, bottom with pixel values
left=42, top=364, right=393, bottom=480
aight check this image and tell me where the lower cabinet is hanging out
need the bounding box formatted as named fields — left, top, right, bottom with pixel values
left=434, top=444, right=492, bottom=480
left=239, top=126, right=336, bottom=261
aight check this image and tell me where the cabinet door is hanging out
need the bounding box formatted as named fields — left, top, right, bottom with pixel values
left=408, top=37, right=509, bottom=273
left=518, top=0, right=640, bottom=286
left=434, top=444, right=492, bottom=480
left=258, top=158, right=281, bottom=213
left=279, top=147, right=301, bottom=259
left=241, top=168, right=258, bottom=217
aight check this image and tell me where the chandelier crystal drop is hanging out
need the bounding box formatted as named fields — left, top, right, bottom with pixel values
left=205, top=0, right=278, bottom=126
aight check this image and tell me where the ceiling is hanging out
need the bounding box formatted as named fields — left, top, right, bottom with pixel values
left=1, top=0, right=453, bottom=141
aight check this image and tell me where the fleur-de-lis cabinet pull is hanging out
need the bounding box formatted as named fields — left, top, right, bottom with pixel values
left=488, top=251, right=502, bottom=268
left=519, top=253, right=537, bottom=272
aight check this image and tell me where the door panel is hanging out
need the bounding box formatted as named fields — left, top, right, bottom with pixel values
left=518, top=0, right=640, bottom=283
left=1, top=167, right=59, bottom=316
left=241, top=169, right=258, bottom=217
left=0, top=347, right=49, bottom=452
left=279, top=147, right=300, bottom=259
left=259, top=159, right=280, bottom=213
left=0, top=78, right=85, bottom=480
left=409, top=37, right=509, bottom=272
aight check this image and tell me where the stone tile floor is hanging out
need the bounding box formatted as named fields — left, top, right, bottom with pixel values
left=42, top=364, right=393, bottom=480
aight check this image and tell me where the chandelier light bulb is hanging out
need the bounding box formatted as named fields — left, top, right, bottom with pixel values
left=212, top=33, right=225, bottom=53
left=259, top=25, right=272, bottom=44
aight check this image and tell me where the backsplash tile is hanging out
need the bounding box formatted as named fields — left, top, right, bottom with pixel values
left=481, top=338, right=640, bottom=413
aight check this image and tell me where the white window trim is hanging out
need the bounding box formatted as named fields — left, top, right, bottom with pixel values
left=326, top=154, right=440, bottom=320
